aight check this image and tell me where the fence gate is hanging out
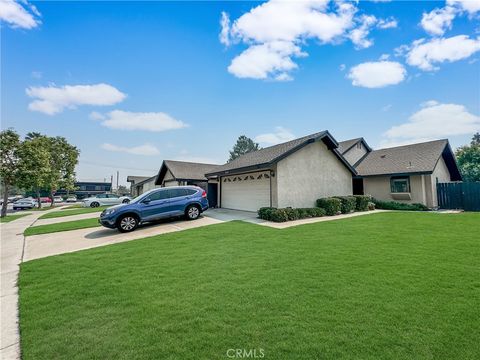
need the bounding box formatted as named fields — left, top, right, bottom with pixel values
left=437, top=182, right=480, bottom=211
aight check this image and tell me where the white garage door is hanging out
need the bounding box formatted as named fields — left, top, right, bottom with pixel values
left=221, top=172, right=271, bottom=212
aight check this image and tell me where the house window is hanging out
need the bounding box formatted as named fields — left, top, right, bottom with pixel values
left=390, top=176, right=410, bottom=193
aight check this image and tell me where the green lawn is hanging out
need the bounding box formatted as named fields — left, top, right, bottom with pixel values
left=19, top=213, right=480, bottom=360
left=39, top=206, right=107, bottom=219
left=0, top=213, right=30, bottom=223
left=24, top=218, right=100, bottom=236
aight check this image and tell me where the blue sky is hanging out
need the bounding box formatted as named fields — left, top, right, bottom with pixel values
left=2, top=0, right=479, bottom=184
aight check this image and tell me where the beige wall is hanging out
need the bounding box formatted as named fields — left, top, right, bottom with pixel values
left=138, top=178, right=160, bottom=195
left=164, top=180, right=180, bottom=187
left=343, top=142, right=368, bottom=166
left=364, top=175, right=427, bottom=205
left=276, top=141, right=352, bottom=208
left=428, top=155, right=452, bottom=208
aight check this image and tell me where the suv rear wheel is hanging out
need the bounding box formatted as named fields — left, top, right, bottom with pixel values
left=185, top=205, right=200, bottom=220
left=117, top=215, right=138, bottom=232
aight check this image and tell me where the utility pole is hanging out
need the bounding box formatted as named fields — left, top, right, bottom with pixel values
left=110, top=175, right=113, bottom=193
left=116, top=171, right=119, bottom=194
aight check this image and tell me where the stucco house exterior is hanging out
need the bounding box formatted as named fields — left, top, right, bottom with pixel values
left=130, top=132, right=461, bottom=212
left=351, top=139, right=462, bottom=208
left=127, top=175, right=159, bottom=197
left=205, top=131, right=356, bottom=212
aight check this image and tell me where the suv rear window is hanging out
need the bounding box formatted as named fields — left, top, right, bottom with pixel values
left=167, top=189, right=188, bottom=198
left=148, top=190, right=169, bottom=201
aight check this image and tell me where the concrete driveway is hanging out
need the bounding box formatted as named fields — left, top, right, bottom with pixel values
left=24, top=215, right=223, bottom=261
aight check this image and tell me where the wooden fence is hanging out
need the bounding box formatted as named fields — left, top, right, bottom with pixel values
left=437, top=182, right=480, bottom=211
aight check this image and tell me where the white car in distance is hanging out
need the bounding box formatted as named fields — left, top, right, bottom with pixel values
left=82, top=194, right=131, bottom=208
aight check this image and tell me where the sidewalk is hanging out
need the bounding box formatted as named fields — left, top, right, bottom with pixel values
left=0, top=211, right=45, bottom=359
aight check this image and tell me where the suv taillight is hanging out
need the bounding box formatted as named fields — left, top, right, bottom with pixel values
left=202, top=190, right=207, bottom=198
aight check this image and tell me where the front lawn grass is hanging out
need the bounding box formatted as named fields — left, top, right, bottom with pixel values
left=39, top=206, right=108, bottom=219
left=0, top=213, right=31, bottom=223
left=19, top=212, right=480, bottom=360
left=24, top=218, right=100, bottom=236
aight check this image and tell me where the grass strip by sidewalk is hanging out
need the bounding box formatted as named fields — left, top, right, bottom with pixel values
left=24, top=218, right=101, bottom=236
left=39, top=206, right=108, bottom=219
left=0, top=213, right=31, bottom=223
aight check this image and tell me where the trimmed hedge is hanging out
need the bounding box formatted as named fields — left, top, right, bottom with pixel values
left=334, top=196, right=357, bottom=214
left=258, top=207, right=326, bottom=223
left=373, top=199, right=429, bottom=211
left=353, top=195, right=372, bottom=211
left=316, top=197, right=342, bottom=216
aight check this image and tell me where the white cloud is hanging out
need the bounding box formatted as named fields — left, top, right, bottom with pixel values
left=31, top=71, right=42, bottom=79
left=347, top=61, right=406, bottom=88
left=99, top=110, right=187, bottom=132
left=377, top=17, right=398, bottom=29
left=26, top=83, right=126, bottom=115
left=406, top=35, right=480, bottom=71
left=0, top=0, right=40, bottom=29
left=254, top=126, right=295, bottom=145
left=219, top=11, right=231, bottom=46
left=447, top=0, right=480, bottom=15
left=339, top=63, right=346, bottom=71
left=420, top=6, right=456, bottom=36
left=228, top=41, right=306, bottom=80
left=379, top=53, right=390, bottom=60
left=382, top=101, right=480, bottom=146
left=220, top=1, right=395, bottom=80
left=89, top=111, right=105, bottom=121
left=101, top=143, right=160, bottom=156
left=348, top=14, right=377, bottom=49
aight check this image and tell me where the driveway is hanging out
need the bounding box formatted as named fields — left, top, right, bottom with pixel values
left=24, top=215, right=223, bottom=262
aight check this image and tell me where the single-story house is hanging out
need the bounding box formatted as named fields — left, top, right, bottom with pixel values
left=349, top=139, right=462, bottom=208
left=127, top=176, right=152, bottom=197
left=205, top=131, right=356, bottom=212
left=127, top=175, right=159, bottom=197
left=129, top=132, right=462, bottom=212
left=155, top=160, right=221, bottom=207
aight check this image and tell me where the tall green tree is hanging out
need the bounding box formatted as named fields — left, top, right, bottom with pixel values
left=44, top=136, right=79, bottom=206
left=0, top=129, right=21, bottom=217
left=17, top=135, right=51, bottom=208
left=228, top=135, right=261, bottom=162
left=455, top=132, right=480, bottom=182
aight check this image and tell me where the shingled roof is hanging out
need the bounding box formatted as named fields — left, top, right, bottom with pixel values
left=337, top=137, right=372, bottom=155
left=355, top=139, right=462, bottom=180
left=155, top=160, right=220, bottom=185
left=206, top=131, right=356, bottom=176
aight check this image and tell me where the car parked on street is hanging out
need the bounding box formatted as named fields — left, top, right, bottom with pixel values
left=99, top=186, right=208, bottom=232
left=13, top=198, right=38, bottom=210
left=53, top=196, right=63, bottom=203
left=40, top=197, right=52, bottom=204
left=66, top=195, right=77, bottom=203
left=83, top=193, right=131, bottom=208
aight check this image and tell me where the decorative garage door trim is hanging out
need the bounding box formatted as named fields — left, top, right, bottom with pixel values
left=221, top=171, right=272, bottom=212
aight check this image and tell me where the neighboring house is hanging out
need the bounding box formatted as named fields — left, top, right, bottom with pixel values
left=130, top=175, right=159, bottom=197
left=55, top=181, right=112, bottom=200
left=340, top=138, right=462, bottom=208
left=155, top=160, right=220, bottom=207
left=205, top=131, right=356, bottom=212
left=127, top=176, right=152, bottom=197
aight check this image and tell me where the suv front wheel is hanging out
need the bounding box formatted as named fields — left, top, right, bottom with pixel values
left=117, top=215, right=139, bottom=232
left=185, top=205, right=200, bottom=220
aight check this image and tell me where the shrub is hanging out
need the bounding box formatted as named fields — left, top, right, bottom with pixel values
left=353, top=195, right=372, bottom=211
left=373, top=199, right=429, bottom=211
left=334, top=196, right=357, bottom=214
left=316, top=197, right=342, bottom=216
left=367, top=202, right=376, bottom=211
left=257, top=207, right=325, bottom=222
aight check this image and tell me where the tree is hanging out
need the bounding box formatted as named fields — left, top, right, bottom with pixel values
left=17, top=136, right=51, bottom=208
left=455, top=133, right=480, bottom=182
left=228, top=135, right=261, bottom=162
left=0, top=129, right=21, bottom=217
left=44, top=137, right=79, bottom=206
